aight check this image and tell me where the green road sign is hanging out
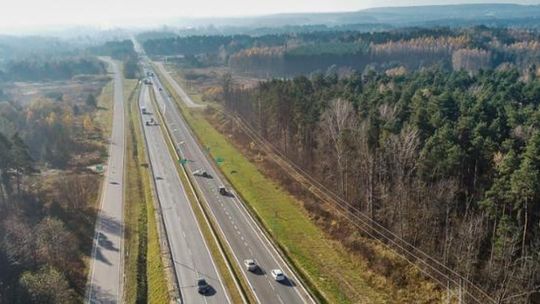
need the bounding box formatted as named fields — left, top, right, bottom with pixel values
left=215, top=157, right=224, bottom=164
left=96, top=164, right=104, bottom=173
left=179, top=158, right=188, bottom=165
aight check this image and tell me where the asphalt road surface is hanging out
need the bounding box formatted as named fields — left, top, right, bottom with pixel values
left=86, top=58, right=125, bottom=304
left=146, top=61, right=314, bottom=304
left=139, top=84, right=231, bottom=304
left=154, top=62, right=204, bottom=108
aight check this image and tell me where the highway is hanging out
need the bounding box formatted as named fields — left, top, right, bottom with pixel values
left=138, top=84, right=231, bottom=304
left=86, top=58, right=125, bottom=304
left=145, top=60, right=314, bottom=304
left=154, top=61, right=204, bottom=108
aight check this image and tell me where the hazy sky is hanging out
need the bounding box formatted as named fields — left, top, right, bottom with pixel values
left=1, top=0, right=539, bottom=30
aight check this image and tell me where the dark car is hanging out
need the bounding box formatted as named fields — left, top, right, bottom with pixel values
left=219, top=186, right=228, bottom=195
left=197, top=278, right=210, bottom=294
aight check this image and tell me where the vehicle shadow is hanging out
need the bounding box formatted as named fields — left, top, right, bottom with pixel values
left=251, top=267, right=266, bottom=276
left=278, top=277, right=297, bottom=287
left=222, top=192, right=235, bottom=198
left=201, top=286, right=216, bottom=297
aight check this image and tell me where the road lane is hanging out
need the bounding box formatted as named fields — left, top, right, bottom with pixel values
left=148, top=61, right=315, bottom=304
left=154, top=62, right=204, bottom=108
left=139, top=85, right=231, bottom=304
left=86, top=58, right=125, bottom=304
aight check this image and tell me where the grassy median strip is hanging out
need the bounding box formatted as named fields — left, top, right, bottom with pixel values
left=148, top=88, right=251, bottom=304
left=124, top=78, right=170, bottom=304
left=124, top=78, right=144, bottom=303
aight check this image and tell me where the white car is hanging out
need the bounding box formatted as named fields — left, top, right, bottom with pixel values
left=244, top=259, right=257, bottom=271
left=271, top=269, right=285, bottom=281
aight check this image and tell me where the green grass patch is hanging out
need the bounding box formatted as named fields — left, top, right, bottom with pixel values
left=146, top=186, right=170, bottom=304
left=124, top=78, right=145, bottom=304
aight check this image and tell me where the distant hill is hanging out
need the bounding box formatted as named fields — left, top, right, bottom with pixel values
left=170, top=3, right=540, bottom=29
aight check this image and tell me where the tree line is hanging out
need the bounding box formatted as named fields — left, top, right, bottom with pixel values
left=142, top=26, right=540, bottom=77
left=0, top=57, right=105, bottom=82
left=222, top=67, right=540, bottom=302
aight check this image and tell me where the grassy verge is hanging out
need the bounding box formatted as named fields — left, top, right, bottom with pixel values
left=158, top=69, right=443, bottom=303
left=124, top=78, right=170, bottom=303
left=149, top=88, right=249, bottom=304
left=124, top=78, right=143, bottom=303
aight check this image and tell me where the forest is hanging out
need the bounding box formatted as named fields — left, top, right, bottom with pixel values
left=143, top=27, right=540, bottom=77
left=220, top=66, right=540, bottom=302
left=0, top=57, right=105, bottom=82
left=0, top=78, right=109, bottom=303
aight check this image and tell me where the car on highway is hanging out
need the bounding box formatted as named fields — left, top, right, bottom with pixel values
left=145, top=118, right=158, bottom=126
left=244, top=259, right=258, bottom=271
left=219, top=186, right=228, bottom=195
left=197, top=278, right=210, bottom=294
left=271, top=269, right=285, bottom=281
left=193, top=169, right=211, bottom=178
